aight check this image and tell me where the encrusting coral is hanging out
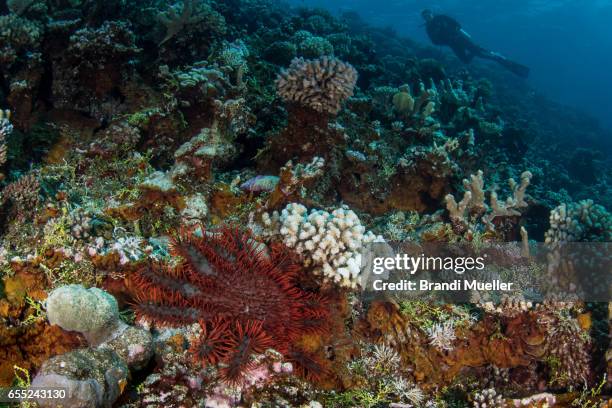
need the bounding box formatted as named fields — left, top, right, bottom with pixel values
left=44, top=284, right=153, bottom=368
left=32, top=348, right=128, bottom=408
left=33, top=285, right=153, bottom=407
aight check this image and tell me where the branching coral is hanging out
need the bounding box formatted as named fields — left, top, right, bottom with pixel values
left=392, top=83, right=436, bottom=123
left=130, top=226, right=329, bottom=382
left=426, top=320, right=457, bottom=351
left=445, top=170, right=532, bottom=233
left=261, top=203, right=382, bottom=289
left=276, top=56, right=357, bottom=115
left=219, top=40, right=249, bottom=86
left=1, top=173, right=40, bottom=222
left=544, top=199, right=612, bottom=246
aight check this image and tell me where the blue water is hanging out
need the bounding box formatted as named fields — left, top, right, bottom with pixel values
left=289, top=0, right=612, bottom=130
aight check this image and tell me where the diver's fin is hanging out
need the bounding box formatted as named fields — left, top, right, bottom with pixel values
left=497, top=58, right=530, bottom=78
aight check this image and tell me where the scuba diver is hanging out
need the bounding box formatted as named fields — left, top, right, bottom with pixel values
left=421, top=9, right=530, bottom=78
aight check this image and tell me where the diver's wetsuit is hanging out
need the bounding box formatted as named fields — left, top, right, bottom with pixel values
left=424, top=14, right=530, bottom=78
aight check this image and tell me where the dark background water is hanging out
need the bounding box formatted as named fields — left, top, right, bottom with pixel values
left=289, top=0, right=612, bottom=131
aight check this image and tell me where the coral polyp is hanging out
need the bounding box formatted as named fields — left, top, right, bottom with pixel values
left=130, top=226, right=329, bottom=380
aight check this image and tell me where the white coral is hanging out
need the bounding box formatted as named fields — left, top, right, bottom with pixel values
left=426, top=320, right=456, bottom=351
left=262, top=203, right=382, bottom=289
left=391, top=377, right=425, bottom=406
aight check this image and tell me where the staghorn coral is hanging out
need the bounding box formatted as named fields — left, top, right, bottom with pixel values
left=445, top=170, right=532, bottom=234
left=130, top=226, right=329, bottom=382
left=276, top=56, right=357, bottom=115
left=261, top=203, right=382, bottom=289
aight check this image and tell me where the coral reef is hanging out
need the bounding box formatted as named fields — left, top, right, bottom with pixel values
left=0, top=0, right=609, bottom=406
